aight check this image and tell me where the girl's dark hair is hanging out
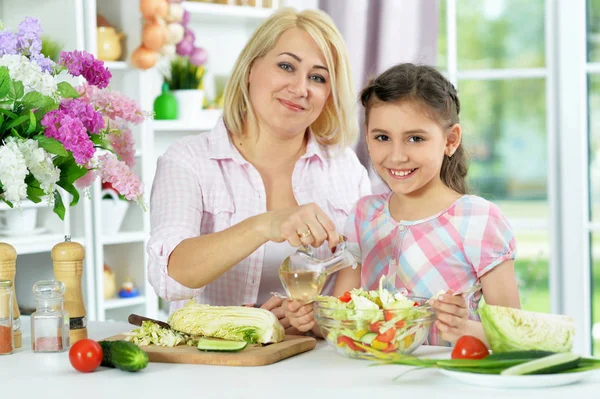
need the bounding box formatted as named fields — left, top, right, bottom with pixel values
left=360, top=63, right=468, bottom=194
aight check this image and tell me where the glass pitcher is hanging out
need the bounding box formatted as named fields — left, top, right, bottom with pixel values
left=278, top=236, right=358, bottom=303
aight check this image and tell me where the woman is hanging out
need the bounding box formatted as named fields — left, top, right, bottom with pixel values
left=146, top=8, right=371, bottom=333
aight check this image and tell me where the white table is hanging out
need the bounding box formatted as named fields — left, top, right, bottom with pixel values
left=2, top=318, right=600, bottom=399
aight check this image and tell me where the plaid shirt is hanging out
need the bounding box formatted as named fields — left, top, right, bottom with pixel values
left=147, top=119, right=371, bottom=312
left=345, top=193, right=517, bottom=345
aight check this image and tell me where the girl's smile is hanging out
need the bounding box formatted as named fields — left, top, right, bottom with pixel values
left=387, top=167, right=418, bottom=179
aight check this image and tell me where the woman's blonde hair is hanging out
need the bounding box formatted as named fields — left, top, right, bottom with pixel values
left=222, top=7, right=357, bottom=147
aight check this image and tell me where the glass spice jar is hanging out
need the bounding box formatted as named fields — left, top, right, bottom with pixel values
left=0, top=279, right=14, bottom=355
left=30, top=280, right=70, bottom=353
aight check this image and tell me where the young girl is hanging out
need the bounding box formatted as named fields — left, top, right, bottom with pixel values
left=284, top=63, right=521, bottom=346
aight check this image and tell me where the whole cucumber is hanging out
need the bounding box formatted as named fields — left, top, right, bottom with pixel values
left=98, top=340, right=149, bottom=372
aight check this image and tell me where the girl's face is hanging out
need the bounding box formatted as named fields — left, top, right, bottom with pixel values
left=366, top=101, right=461, bottom=197
left=247, top=28, right=332, bottom=138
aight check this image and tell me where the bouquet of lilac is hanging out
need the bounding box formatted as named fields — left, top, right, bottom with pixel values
left=0, top=17, right=149, bottom=219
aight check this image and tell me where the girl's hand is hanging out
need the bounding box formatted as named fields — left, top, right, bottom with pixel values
left=261, top=203, right=340, bottom=250
left=430, top=290, right=471, bottom=343
left=283, top=300, right=316, bottom=333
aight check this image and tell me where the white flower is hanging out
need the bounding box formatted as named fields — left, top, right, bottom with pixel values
left=0, top=54, right=58, bottom=98
left=16, top=138, right=60, bottom=197
left=0, top=138, right=28, bottom=203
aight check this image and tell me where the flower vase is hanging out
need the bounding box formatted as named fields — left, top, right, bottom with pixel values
left=172, top=89, right=204, bottom=121
left=101, top=190, right=129, bottom=235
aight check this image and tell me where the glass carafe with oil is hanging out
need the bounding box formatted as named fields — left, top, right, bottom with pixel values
left=278, top=236, right=358, bottom=303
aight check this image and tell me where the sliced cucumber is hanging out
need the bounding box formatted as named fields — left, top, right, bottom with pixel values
left=196, top=338, right=248, bottom=352
left=500, top=352, right=580, bottom=375
left=359, top=333, right=377, bottom=345
left=486, top=350, right=556, bottom=361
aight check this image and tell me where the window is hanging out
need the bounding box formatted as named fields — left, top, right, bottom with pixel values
left=437, top=0, right=551, bottom=317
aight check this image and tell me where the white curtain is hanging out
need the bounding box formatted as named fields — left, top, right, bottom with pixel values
left=319, top=0, right=439, bottom=193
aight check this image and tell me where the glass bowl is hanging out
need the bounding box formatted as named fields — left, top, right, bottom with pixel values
left=313, top=296, right=436, bottom=359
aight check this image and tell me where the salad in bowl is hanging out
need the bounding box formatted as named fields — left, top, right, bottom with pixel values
left=313, top=280, right=436, bottom=359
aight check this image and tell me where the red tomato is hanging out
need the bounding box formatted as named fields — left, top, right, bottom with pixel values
left=451, top=335, right=489, bottom=360
left=369, top=321, right=383, bottom=333
left=338, top=291, right=352, bottom=303
left=382, top=342, right=398, bottom=353
left=375, top=327, right=396, bottom=343
left=383, top=311, right=406, bottom=328
left=337, top=335, right=364, bottom=352
left=69, top=339, right=103, bottom=373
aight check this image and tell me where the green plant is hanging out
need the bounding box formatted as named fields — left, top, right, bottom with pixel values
left=163, top=57, right=205, bottom=90
left=41, top=36, right=63, bottom=62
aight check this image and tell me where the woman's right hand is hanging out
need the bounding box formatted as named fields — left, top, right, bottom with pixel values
left=284, top=300, right=316, bottom=332
left=262, top=203, right=340, bottom=249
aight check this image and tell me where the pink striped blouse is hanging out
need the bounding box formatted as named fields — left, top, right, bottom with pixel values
left=146, top=119, right=372, bottom=312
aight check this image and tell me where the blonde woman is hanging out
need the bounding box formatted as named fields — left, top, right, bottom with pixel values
left=147, top=8, right=370, bottom=332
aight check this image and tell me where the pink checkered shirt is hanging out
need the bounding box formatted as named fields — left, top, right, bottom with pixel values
left=147, top=119, right=372, bottom=312
left=345, top=193, right=517, bottom=345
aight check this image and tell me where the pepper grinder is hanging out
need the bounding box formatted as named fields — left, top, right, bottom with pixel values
left=0, top=243, right=21, bottom=349
left=52, top=236, right=87, bottom=344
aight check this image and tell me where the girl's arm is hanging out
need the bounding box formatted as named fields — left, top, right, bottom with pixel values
left=479, top=259, right=521, bottom=308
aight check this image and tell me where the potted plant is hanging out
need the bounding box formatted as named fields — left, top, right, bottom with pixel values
left=163, top=56, right=206, bottom=120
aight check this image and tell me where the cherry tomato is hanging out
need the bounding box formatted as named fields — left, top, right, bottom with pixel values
left=338, top=291, right=352, bottom=303
left=375, top=326, right=396, bottom=343
left=384, top=310, right=406, bottom=328
left=337, top=335, right=364, bottom=352
left=69, top=339, right=103, bottom=373
left=451, top=335, right=489, bottom=360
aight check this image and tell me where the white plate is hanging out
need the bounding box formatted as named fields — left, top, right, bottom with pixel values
left=0, top=227, right=47, bottom=237
left=439, top=369, right=594, bottom=389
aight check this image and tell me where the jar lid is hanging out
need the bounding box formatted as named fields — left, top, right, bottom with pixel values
left=0, top=280, right=12, bottom=288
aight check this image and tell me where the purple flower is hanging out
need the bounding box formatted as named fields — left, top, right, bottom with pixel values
left=60, top=98, right=105, bottom=134
left=16, top=17, right=42, bottom=56
left=30, top=53, right=54, bottom=73
left=0, top=31, right=19, bottom=56
left=41, top=110, right=96, bottom=165
left=59, top=50, right=112, bottom=89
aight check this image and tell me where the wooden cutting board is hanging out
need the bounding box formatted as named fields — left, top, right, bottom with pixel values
left=102, top=334, right=317, bottom=366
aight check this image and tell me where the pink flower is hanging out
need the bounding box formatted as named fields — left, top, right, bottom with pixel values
left=60, top=50, right=111, bottom=89
left=108, top=126, right=136, bottom=168
left=41, top=110, right=95, bottom=165
left=98, top=153, right=143, bottom=202
left=75, top=169, right=96, bottom=189
left=77, top=84, right=147, bottom=125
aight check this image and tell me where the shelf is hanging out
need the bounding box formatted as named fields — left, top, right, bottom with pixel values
left=183, top=2, right=276, bottom=23
left=103, top=295, right=146, bottom=309
left=1, top=233, right=85, bottom=255
left=103, top=61, right=129, bottom=71
left=102, top=231, right=147, bottom=245
left=0, top=199, right=52, bottom=211
left=151, top=110, right=222, bottom=132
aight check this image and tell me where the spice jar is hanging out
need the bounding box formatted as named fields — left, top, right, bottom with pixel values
left=30, top=280, right=69, bottom=352
left=0, top=279, right=14, bottom=355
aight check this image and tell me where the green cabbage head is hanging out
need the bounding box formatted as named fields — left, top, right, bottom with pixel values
left=480, top=303, right=575, bottom=353
left=168, top=300, right=285, bottom=344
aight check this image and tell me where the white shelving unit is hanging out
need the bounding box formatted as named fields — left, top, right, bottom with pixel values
left=0, top=0, right=310, bottom=322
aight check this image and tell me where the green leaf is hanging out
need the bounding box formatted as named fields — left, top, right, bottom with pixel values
left=12, top=80, right=24, bottom=99
left=57, top=81, right=80, bottom=99
left=36, top=136, right=68, bottom=156
left=25, top=175, right=46, bottom=199
left=2, top=114, right=29, bottom=132
left=57, top=179, right=79, bottom=206
left=21, top=92, right=54, bottom=111
left=25, top=110, right=36, bottom=134
left=0, top=67, right=10, bottom=98
left=57, top=157, right=88, bottom=185
left=53, top=190, right=66, bottom=220
left=91, top=134, right=104, bottom=145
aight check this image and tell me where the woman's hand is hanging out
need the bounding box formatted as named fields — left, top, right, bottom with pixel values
left=261, top=203, right=340, bottom=250
left=283, top=300, right=316, bottom=333
left=430, top=290, right=471, bottom=343
left=260, top=295, right=301, bottom=335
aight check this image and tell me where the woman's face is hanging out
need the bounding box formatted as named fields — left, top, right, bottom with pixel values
left=248, top=28, right=332, bottom=139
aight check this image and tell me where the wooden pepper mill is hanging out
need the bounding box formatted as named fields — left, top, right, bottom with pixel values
left=52, top=236, right=87, bottom=344
left=0, top=242, right=21, bottom=349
